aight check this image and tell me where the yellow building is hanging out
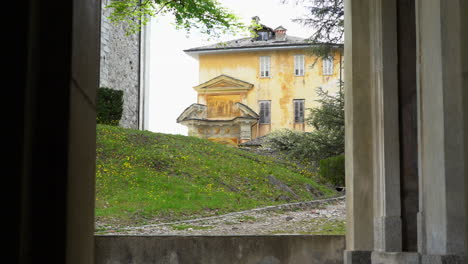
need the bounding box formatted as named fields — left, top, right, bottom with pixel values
left=177, top=20, right=342, bottom=146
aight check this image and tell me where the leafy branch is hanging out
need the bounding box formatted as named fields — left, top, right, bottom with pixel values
left=106, top=0, right=246, bottom=37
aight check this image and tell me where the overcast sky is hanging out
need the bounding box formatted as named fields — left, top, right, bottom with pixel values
left=147, top=0, right=312, bottom=135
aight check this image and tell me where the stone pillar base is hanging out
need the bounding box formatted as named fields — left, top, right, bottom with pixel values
left=421, top=255, right=465, bottom=264
left=372, top=251, right=420, bottom=264
left=344, top=250, right=372, bottom=264
left=374, top=216, right=402, bottom=251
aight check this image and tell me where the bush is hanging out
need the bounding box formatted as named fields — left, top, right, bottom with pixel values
left=96, top=87, right=123, bottom=125
left=264, top=129, right=305, bottom=152
left=318, top=154, right=345, bottom=186
left=265, top=128, right=343, bottom=164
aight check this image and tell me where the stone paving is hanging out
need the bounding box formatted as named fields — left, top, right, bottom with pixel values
left=97, top=196, right=345, bottom=235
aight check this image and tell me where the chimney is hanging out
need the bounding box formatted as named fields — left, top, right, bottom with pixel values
left=274, top=26, right=287, bottom=41
left=252, top=16, right=260, bottom=25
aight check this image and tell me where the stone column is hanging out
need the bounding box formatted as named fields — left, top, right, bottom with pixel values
left=463, top=0, right=468, bottom=259
left=66, top=0, right=101, bottom=262
left=344, top=0, right=374, bottom=262
left=416, top=0, right=466, bottom=262
left=369, top=0, right=403, bottom=257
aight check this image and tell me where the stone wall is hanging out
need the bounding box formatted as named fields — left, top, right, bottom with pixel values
left=95, top=235, right=346, bottom=264
left=100, top=0, right=141, bottom=129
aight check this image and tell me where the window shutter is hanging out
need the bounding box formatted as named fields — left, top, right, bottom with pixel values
left=294, top=101, right=299, bottom=122
left=266, top=57, right=270, bottom=77
left=301, top=56, right=305, bottom=75
left=260, top=57, right=263, bottom=77
left=260, top=101, right=264, bottom=123
left=323, top=58, right=327, bottom=75
left=266, top=101, right=270, bottom=123
left=260, top=57, right=264, bottom=77
left=294, top=55, right=305, bottom=76
left=259, top=101, right=271, bottom=124
left=294, top=100, right=305, bottom=123
left=323, top=56, right=334, bottom=75
left=260, top=56, right=271, bottom=77
left=299, top=100, right=304, bottom=123
left=294, top=56, right=298, bottom=75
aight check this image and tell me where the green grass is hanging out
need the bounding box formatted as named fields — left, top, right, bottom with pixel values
left=95, top=125, right=337, bottom=226
left=269, top=218, right=345, bottom=235
left=171, top=224, right=213, bottom=230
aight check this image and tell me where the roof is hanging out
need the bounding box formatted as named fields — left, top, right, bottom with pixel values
left=184, top=35, right=310, bottom=54
left=184, top=17, right=343, bottom=56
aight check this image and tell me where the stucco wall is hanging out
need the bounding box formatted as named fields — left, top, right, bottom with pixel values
left=95, top=235, right=345, bottom=264
left=100, top=0, right=141, bottom=129
left=198, top=50, right=342, bottom=133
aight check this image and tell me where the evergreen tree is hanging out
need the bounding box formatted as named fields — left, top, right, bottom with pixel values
left=266, top=83, right=344, bottom=163
left=305, top=83, right=344, bottom=160
left=283, top=0, right=344, bottom=59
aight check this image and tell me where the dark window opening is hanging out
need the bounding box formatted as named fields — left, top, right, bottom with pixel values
left=294, top=99, right=305, bottom=123
left=259, top=100, right=271, bottom=124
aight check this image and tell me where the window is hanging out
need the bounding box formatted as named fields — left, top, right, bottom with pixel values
left=259, top=100, right=271, bottom=124
left=323, top=56, right=334, bottom=75
left=293, top=99, right=305, bottom=123
left=260, top=56, right=271, bottom=77
left=294, top=55, right=305, bottom=76
left=258, top=32, right=270, bottom=41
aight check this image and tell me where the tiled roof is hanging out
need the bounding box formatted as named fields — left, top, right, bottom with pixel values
left=184, top=35, right=310, bottom=53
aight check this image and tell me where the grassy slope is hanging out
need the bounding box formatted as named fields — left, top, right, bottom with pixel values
left=95, top=125, right=337, bottom=225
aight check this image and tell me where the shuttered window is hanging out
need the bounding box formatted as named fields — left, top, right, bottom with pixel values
left=294, top=99, right=305, bottom=123
left=294, top=55, right=305, bottom=76
left=260, top=56, right=271, bottom=77
left=322, top=56, right=334, bottom=75
left=259, top=100, right=271, bottom=124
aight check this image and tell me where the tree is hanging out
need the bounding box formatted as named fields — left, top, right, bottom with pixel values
left=266, top=83, right=344, bottom=163
left=106, top=0, right=245, bottom=36
left=305, top=83, right=344, bottom=160
left=282, top=0, right=344, bottom=59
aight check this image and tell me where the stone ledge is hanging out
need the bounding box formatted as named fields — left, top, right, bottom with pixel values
left=421, top=255, right=465, bottom=264
left=95, top=235, right=346, bottom=264
left=372, top=251, right=420, bottom=264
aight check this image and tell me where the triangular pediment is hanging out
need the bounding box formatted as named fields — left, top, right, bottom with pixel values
left=176, top=103, right=207, bottom=123
left=194, top=75, right=254, bottom=93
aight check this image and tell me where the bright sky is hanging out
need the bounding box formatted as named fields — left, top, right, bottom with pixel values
left=147, top=0, right=312, bottom=135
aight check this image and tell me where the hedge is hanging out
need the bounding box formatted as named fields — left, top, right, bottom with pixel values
left=96, top=87, right=123, bottom=126
left=318, top=154, right=345, bottom=187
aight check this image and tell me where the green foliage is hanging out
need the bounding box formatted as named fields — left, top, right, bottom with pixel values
left=269, top=217, right=345, bottom=235
left=292, top=0, right=344, bottom=44
left=282, top=0, right=344, bottom=62
left=318, top=154, right=345, bottom=186
left=96, top=87, right=123, bottom=126
left=266, top=84, right=344, bottom=165
left=95, top=125, right=336, bottom=227
left=106, top=0, right=245, bottom=37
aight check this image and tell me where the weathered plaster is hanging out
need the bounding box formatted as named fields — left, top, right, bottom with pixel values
left=198, top=49, right=342, bottom=135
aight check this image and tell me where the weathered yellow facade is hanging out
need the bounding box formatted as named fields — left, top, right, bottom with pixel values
left=198, top=50, right=342, bottom=137
left=177, top=24, right=342, bottom=145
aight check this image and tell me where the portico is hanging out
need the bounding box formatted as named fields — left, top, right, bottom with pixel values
left=344, top=0, right=468, bottom=263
